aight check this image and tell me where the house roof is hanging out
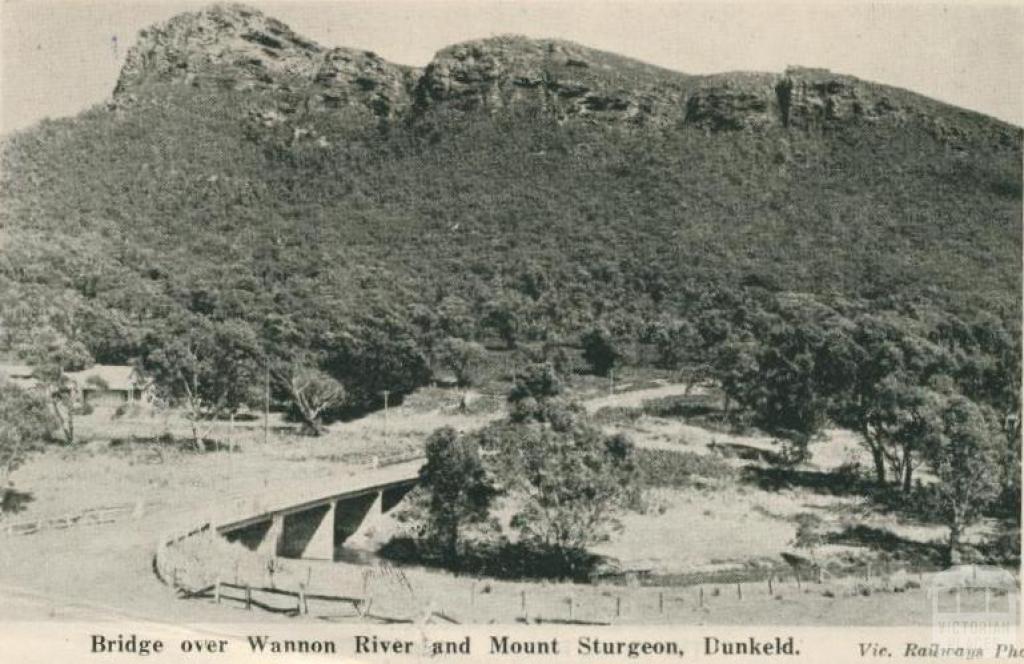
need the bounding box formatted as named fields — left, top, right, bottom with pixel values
left=0, top=364, right=34, bottom=379
left=66, top=365, right=141, bottom=391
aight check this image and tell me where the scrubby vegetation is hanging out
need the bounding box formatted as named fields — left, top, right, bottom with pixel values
left=0, top=4, right=1019, bottom=589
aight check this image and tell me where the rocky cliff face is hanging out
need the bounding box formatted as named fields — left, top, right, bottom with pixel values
left=312, top=48, right=419, bottom=120
left=414, top=36, right=689, bottom=126
left=114, top=3, right=418, bottom=126
left=112, top=3, right=1020, bottom=145
left=114, top=3, right=323, bottom=93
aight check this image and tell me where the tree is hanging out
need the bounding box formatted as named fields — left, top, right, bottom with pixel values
left=494, top=420, right=638, bottom=575
left=831, top=313, right=953, bottom=486
left=435, top=337, right=487, bottom=412
left=932, top=312, right=1022, bottom=515
left=648, top=316, right=704, bottom=387
left=13, top=294, right=95, bottom=446
left=0, top=381, right=54, bottom=493
left=923, top=396, right=1002, bottom=563
left=273, top=364, right=346, bottom=435
left=323, top=310, right=432, bottom=413
left=861, top=378, right=945, bottom=494
left=419, top=427, right=495, bottom=563
left=507, top=362, right=567, bottom=423
left=436, top=337, right=486, bottom=388
left=482, top=293, right=527, bottom=350
left=580, top=324, right=622, bottom=377
left=145, top=319, right=262, bottom=448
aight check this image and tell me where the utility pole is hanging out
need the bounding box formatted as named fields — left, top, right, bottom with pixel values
left=263, top=359, right=270, bottom=446
left=381, top=389, right=390, bottom=442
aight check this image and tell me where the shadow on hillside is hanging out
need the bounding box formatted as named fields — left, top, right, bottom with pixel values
left=741, top=465, right=873, bottom=497
left=710, top=441, right=783, bottom=464
left=825, top=525, right=946, bottom=566
left=1, top=487, right=34, bottom=516
left=379, top=536, right=602, bottom=583
left=108, top=435, right=240, bottom=454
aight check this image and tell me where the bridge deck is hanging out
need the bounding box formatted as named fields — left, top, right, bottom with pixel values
left=214, top=459, right=422, bottom=533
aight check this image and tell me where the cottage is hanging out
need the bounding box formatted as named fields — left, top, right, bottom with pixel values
left=0, top=364, right=40, bottom=391
left=66, top=365, right=151, bottom=406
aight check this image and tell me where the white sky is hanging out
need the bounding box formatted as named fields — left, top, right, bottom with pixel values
left=2, top=0, right=1023, bottom=134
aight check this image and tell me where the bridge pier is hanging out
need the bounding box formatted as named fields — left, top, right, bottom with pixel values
left=218, top=473, right=419, bottom=561
left=256, top=513, right=283, bottom=557
left=279, top=502, right=336, bottom=560
left=344, top=491, right=384, bottom=552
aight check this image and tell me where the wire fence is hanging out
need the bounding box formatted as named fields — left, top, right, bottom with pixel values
left=154, top=529, right=938, bottom=625
left=1, top=502, right=139, bottom=536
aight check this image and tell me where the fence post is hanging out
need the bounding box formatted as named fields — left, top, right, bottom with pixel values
left=768, top=574, right=773, bottom=596
left=698, top=587, right=704, bottom=607
left=298, top=583, right=307, bottom=615
left=245, top=585, right=252, bottom=611
left=567, top=597, right=573, bottom=620
left=615, top=596, right=621, bottom=618
left=471, top=582, right=476, bottom=607
left=214, top=578, right=221, bottom=604
left=658, top=592, right=664, bottom=614
left=172, top=568, right=179, bottom=590
left=737, top=583, right=742, bottom=600
left=796, top=572, right=802, bottom=591
left=520, top=590, right=526, bottom=620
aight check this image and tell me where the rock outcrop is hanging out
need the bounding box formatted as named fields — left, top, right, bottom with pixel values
left=114, top=3, right=418, bottom=125
left=111, top=4, right=1020, bottom=144
left=414, top=36, right=688, bottom=126
left=683, top=74, right=778, bottom=131
left=312, top=48, right=418, bottom=120
left=114, top=3, right=323, bottom=94
left=776, top=67, right=906, bottom=128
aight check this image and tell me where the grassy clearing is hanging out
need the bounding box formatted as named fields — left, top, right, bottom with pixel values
left=0, top=381, right=1013, bottom=624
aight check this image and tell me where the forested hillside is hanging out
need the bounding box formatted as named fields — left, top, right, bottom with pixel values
left=1, top=4, right=1020, bottom=418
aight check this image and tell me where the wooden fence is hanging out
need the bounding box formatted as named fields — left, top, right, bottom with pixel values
left=1, top=503, right=138, bottom=536
left=151, top=551, right=934, bottom=625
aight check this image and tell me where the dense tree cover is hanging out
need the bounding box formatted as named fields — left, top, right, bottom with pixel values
left=664, top=290, right=1020, bottom=560
left=0, top=381, right=54, bottom=485
left=416, top=364, right=639, bottom=576
left=923, top=396, right=1004, bottom=562
left=0, top=53, right=1018, bottom=564
left=143, top=317, right=263, bottom=447
left=0, top=76, right=1019, bottom=381
left=581, top=324, right=623, bottom=377
left=0, top=287, right=96, bottom=445
left=419, top=426, right=496, bottom=563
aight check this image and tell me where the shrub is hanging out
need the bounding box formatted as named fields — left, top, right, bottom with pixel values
left=636, top=448, right=736, bottom=488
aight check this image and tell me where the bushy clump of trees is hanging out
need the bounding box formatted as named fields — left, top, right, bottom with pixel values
left=419, top=426, right=496, bottom=563
left=653, top=289, right=1020, bottom=563
left=0, top=381, right=55, bottom=490
left=414, top=363, right=638, bottom=578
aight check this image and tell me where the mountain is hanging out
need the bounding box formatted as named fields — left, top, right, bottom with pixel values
left=1, top=3, right=1020, bottom=369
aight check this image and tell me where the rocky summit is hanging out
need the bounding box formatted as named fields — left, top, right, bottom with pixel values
left=108, top=3, right=1020, bottom=145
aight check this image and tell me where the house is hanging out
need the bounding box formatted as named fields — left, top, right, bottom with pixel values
left=0, top=364, right=40, bottom=391
left=66, top=365, right=151, bottom=406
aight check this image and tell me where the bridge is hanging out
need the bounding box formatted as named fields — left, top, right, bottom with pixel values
left=213, top=460, right=422, bottom=561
